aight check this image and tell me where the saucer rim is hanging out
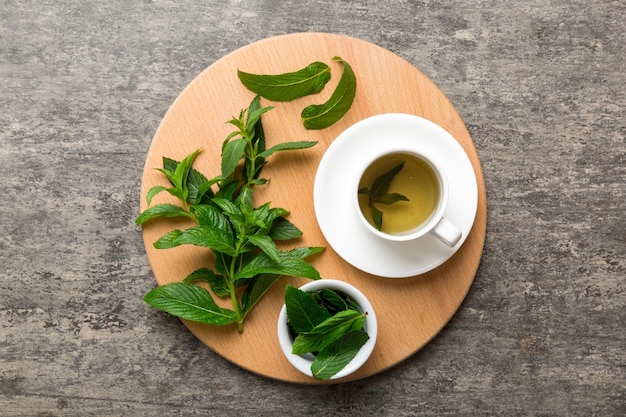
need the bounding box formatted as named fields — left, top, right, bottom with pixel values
left=313, top=113, right=479, bottom=278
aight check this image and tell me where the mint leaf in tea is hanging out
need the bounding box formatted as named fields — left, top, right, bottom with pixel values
left=358, top=153, right=439, bottom=233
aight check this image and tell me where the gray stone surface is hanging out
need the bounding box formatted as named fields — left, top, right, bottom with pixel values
left=1, top=0, right=624, bottom=416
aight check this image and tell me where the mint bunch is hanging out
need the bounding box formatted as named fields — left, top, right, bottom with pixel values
left=137, top=96, right=323, bottom=332
left=284, top=285, right=370, bottom=380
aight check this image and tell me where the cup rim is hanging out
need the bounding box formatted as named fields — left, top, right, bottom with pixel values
left=353, top=149, right=449, bottom=242
left=276, top=279, right=378, bottom=380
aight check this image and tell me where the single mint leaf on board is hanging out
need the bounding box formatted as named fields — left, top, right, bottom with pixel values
left=291, top=309, right=366, bottom=355
left=301, top=56, right=356, bottom=130
left=136, top=204, right=192, bottom=226
left=311, top=330, right=369, bottom=380
left=285, top=285, right=331, bottom=333
left=183, top=267, right=230, bottom=298
left=144, top=282, right=237, bottom=326
left=238, top=62, right=331, bottom=102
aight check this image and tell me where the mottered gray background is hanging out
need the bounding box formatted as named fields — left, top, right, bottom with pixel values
left=1, top=1, right=624, bottom=416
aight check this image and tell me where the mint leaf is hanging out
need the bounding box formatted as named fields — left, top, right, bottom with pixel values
left=247, top=234, right=281, bottom=263
left=211, top=197, right=243, bottom=220
left=371, top=206, right=383, bottom=231
left=361, top=161, right=409, bottom=230
left=144, top=282, right=237, bottom=326
left=315, top=289, right=349, bottom=313
left=236, top=251, right=322, bottom=281
left=311, top=330, right=369, bottom=380
left=301, top=57, right=356, bottom=130
left=258, top=141, right=318, bottom=158
left=136, top=204, right=192, bottom=226
left=245, top=202, right=271, bottom=229
left=152, top=149, right=202, bottom=205
left=163, top=156, right=215, bottom=204
left=244, top=101, right=273, bottom=137
left=221, top=138, right=247, bottom=180
left=269, top=217, right=303, bottom=241
left=154, top=226, right=236, bottom=256
left=370, top=162, right=404, bottom=200
left=285, top=285, right=331, bottom=333
left=145, top=185, right=169, bottom=206
left=243, top=96, right=268, bottom=181
left=238, top=62, right=331, bottom=102
left=377, top=192, right=409, bottom=205
left=183, top=267, right=230, bottom=298
left=241, top=273, right=280, bottom=315
left=191, top=204, right=231, bottom=232
left=291, top=310, right=366, bottom=355
left=287, top=246, right=325, bottom=259
left=241, top=247, right=323, bottom=315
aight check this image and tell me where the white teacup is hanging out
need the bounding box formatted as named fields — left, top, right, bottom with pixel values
left=353, top=148, right=462, bottom=247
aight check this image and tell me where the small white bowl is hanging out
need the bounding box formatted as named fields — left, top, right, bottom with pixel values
left=277, top=279, right=377, bottom=380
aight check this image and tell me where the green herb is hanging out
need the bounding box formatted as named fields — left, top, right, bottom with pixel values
left=284, top=285, right=369, bottom=380
left=238, top=56, right=356, bottom=130
left=301, top=56, right=357, bottom=130
left=310, top=330, right=370, bottom=380
left=238, top=62, right=331, bottom=102
left=137, top=96, right=323, bottom=332
left=358, top=162, right=409, bottom=230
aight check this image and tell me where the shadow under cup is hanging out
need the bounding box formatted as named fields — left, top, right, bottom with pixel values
left=354, top=150, right=461, bottom=246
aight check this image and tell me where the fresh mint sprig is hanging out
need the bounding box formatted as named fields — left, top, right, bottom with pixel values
left=137, top=96, right=323, bottom=332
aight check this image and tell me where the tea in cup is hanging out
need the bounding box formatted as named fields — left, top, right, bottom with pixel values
left=354, top=149, right=462, bottom=247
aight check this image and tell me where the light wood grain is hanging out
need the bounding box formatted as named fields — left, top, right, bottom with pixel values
left=139, top=33, right=487, bottom=384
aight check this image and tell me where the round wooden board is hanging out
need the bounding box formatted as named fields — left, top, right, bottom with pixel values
left=140, top=32, right=487, bottom=384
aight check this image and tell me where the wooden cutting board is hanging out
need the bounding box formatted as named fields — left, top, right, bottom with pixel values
left=139, top=32, right=487, bottom=384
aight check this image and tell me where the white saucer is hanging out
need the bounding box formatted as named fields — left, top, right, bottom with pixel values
left=313, top=114, right=478, bottom=278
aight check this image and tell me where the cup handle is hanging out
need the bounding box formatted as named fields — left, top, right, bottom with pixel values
left=430, top=218, right=462, bottom=247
